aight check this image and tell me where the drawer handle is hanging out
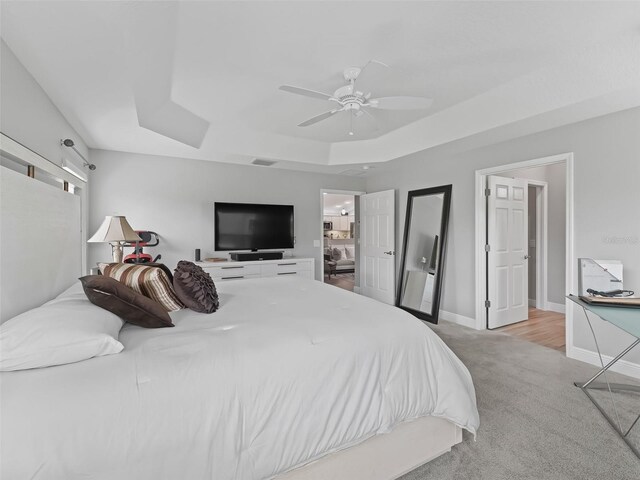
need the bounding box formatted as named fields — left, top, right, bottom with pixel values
left=221, top=266, right=244, bottom=270
left=221, top=275, right=244, bottom=280
left=278, top=272, right=297, bottom=275
left=278, top=263, right=297, bottom=266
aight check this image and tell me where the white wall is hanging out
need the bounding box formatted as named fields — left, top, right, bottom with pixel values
left=497, top=162, right=566, bottom=306
left=366, top=107, right=640, bottom=369
left=0, top=38, right=90, bottom=276
left=0, top=40, right=89, bottom=170
left=88, top=150, right=365, bottom=279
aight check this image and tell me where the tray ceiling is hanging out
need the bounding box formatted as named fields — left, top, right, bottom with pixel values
left=1, top=1, right=639, bottom=172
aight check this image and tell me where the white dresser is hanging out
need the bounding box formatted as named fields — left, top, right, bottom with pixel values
left=197, top=257, right=315, bottom=282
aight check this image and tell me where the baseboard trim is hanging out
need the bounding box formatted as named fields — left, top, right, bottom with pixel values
left=353, top=286, right=361, bottom=294
left=568, top=346, right=640, bottom=380
left=439, top=310, right=478, bottom=330
left=546, top=301, right=566, bottom=314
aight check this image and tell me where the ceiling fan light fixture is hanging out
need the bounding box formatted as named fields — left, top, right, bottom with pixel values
left=343, top=66, right=362, bottom=82
left=280, top=60, right=432, bottom=136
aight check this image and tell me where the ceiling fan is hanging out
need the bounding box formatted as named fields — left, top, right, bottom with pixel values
left=279, top=61, right=433, bottom=136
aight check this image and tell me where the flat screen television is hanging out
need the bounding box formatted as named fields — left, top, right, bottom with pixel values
left=214, top=202, right=294, bottom=251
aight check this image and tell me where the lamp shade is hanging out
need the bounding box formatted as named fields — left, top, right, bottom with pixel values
left=88, top=216, right=141, bottom=243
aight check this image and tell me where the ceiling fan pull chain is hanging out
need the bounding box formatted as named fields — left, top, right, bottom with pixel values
left=349, top=110, right=354, bottom=136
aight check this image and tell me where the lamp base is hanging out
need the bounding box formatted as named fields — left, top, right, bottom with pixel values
left=110, top=242, right=124, bottom=263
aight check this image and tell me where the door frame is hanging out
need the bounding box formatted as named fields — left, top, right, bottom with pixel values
left=527, top=179, right=549, bottom=311
left=474, top=153, right=574, bottom=352
left=319, top=189, right=366, bottom=286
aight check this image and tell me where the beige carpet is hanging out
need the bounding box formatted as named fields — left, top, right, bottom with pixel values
left=400, top=322, right=640, bottom=480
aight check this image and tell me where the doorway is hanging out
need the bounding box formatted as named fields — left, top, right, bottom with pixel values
left=321, top=190, right=361, bottom=292
left=475, top=153, right=574, bottom=354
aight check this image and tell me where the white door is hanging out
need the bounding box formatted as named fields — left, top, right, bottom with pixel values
left=360, top=190, right=395, bottom=304
left=487, top=176, right=528, bottom=329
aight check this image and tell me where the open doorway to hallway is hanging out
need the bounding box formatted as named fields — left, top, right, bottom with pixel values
left=497, top=307, right=566, bottom=352
left=478, top=158, right=569, bottom=353
left=322, top=192, right=358, bottom=292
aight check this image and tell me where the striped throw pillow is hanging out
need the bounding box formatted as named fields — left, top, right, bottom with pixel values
left=99, top=263, right=184, bottom=312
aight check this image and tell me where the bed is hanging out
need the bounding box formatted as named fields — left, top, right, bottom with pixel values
left=1, top=275, right=479, bottom=480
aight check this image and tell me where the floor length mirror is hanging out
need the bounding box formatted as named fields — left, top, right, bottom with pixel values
left=397, top=185, right=452, bottom=324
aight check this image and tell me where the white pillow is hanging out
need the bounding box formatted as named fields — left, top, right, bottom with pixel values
left=0, top=285, right=124, bottom=371
left=344, top=245, right=355, bottom=259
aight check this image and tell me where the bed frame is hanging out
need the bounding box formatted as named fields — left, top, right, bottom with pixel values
left=0, top=134, right=87, bottom=323
left=1, top=134, right=463, bottom=479
left=278, top=416, right=461, bottom=480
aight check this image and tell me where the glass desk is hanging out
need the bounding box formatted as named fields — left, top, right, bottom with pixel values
left=568, top=295, right=640, bottom=458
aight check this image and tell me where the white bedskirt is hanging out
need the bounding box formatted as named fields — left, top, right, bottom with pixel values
left=1, top=276, right=478, bottom=480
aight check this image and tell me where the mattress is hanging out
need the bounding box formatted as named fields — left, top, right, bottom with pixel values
left=0, top=276, right=479, bottom=480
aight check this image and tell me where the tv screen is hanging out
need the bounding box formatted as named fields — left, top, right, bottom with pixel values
left=214, top=202, right=294, bottom=251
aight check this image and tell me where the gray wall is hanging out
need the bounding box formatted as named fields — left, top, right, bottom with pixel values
left=497, top=162, right=566, bottom=305
left=0, top=40, right=89, bottom=169
left=88, top=150, right=365, bottom=279
left=366, top=107, right=640, bottom=364
left=0, top=38, right=91, bottom=293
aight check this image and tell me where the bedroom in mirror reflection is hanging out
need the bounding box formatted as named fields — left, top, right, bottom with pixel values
left=397, top=185, right=452, bottom=324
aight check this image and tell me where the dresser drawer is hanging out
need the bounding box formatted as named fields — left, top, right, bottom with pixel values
left=273, top=260, right=312, bottom=274
left=204, top=264, right=261, bottom=279
left=276, top=270, right=312, bottom=279
left=215, top=273, right=261, bottom=282
left=197, top=258, right=315, bottom=282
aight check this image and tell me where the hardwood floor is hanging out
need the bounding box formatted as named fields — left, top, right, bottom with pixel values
left=497, top=307, right=565, bottom=352
left=324, top=273, right=355, bottom=292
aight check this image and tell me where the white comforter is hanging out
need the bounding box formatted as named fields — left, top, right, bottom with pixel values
left=1, top=276, right=478, bottom=480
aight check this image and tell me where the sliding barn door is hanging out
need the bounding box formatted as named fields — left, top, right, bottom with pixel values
left=487, top=175, right=528, bottom=329
left=360, top=190, right=395, bottom=304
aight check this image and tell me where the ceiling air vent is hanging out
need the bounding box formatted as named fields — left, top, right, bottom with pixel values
left=251, top=158, right=277, bottom=167
left=339, top=169, right=368, bottom=176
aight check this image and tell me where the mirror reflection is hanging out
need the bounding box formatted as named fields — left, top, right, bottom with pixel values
left=400, top=194, right=443, bottom=312
left=397, top=185, right=451, bottom=323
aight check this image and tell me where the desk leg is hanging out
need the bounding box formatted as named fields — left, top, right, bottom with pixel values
left=574, top=312, right=640, bottom=459
left=574, top=382, right=640, bottom=393
left=575, top=385, right=640, bottom=458
left=579, top=338, right=640, bottom=389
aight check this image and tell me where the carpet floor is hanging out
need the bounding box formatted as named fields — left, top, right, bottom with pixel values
left=399, top=322, right=640, bottom=480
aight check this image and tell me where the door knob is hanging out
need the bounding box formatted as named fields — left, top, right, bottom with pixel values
left=524, top=255, right=530, bottom=260
left=384, top=251, right=395, bottom=255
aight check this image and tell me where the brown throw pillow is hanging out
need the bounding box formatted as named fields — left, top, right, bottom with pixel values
left=173, top=261, right=219, bottom=314
left=100, top=263, right=184, bottom=312
left=139, top=262, right=174, bottom=283
left=80, top=275, right=173, bottom=328
left=331, top=247, right=342, bottom=261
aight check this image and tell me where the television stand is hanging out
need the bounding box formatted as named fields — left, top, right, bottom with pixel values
left=230, top=251, right=284, bottom=262
left=198, top=257, right=315, bottom=282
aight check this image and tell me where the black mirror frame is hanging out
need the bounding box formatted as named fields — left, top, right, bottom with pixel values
left=396, top=184, right=452, bottom=324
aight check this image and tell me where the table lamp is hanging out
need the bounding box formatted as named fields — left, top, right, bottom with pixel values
left=88, top=215, right=141, bottom=263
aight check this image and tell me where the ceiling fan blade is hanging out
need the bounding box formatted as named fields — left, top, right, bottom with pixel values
left=279, top=85, right=334, bottom=101
left=368, top=96, right=433, bottom=110
left=353, top=59, right=389, bottom=94
left=298, top=109, right=342, bottom=127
